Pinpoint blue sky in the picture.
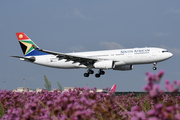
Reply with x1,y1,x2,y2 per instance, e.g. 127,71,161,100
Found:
0,0,180,91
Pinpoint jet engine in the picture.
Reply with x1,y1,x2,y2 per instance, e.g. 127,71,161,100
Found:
113,65,133,71
93,60,114,69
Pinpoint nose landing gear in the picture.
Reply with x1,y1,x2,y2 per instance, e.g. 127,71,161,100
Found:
153,62,157,70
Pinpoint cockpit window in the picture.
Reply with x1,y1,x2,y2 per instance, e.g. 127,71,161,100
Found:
162,50,168,53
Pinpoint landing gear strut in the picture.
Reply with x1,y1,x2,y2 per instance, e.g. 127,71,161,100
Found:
95,69,105,78
84,69,94,77
153,62,157,70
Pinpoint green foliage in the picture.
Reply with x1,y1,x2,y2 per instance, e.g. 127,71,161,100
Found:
143,99,150,111
0,102,5,119
57,81,63,91
44,75,51,91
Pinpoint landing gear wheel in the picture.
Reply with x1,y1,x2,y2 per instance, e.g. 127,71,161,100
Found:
99,71,105,75
84,73,89,77
153,62,157,70
99,69,105,75
88,70,94,74
95,74,100,78
153,67,157,70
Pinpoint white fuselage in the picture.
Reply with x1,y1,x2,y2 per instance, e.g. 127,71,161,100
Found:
26,47,173,70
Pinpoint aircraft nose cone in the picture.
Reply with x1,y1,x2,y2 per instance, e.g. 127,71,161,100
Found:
169,52,173,58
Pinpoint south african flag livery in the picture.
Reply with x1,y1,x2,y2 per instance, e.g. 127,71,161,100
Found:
16,32,49,56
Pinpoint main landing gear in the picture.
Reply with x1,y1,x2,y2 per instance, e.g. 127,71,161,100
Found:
95,69,105,78
153,62,157,70
84,69,105,78
84,69,94,77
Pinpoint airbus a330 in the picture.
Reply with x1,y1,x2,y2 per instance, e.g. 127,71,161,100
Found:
11,32,173,78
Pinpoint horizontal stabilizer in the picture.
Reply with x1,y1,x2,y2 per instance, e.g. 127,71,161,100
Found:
9,55,25,58
10,56,36,62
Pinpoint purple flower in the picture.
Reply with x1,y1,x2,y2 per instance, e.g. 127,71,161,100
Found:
149,90,158,98
157,70,165,79
60,115,67,120
148,117,159,120
166,106,173,112
165,84,175,92
1,70,180,120
143,85,150,91
165,79,170,85
147,109,156,116
136,111,146,119
47,101,53,108
174,114,180,119
176,80,180,86
155,103,163,110
131,106,141,112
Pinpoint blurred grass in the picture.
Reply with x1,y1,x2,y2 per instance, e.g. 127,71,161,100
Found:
0,102,5,119
143,99,150,111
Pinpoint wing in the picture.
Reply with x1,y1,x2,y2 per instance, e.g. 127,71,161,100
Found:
34,47,99,66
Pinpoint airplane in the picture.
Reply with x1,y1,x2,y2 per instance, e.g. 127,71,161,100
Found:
10,32,173,78
110,84,116,93
103,84,116,95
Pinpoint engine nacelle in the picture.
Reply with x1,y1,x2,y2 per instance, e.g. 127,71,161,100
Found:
113,65,133,71
93,60,114,69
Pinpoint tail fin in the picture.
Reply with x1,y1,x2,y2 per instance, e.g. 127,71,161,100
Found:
16,32,48,56
110,84,116,93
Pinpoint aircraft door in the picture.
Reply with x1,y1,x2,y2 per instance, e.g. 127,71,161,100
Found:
46,58,50,63
148,49,157,62
152,50,157,56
